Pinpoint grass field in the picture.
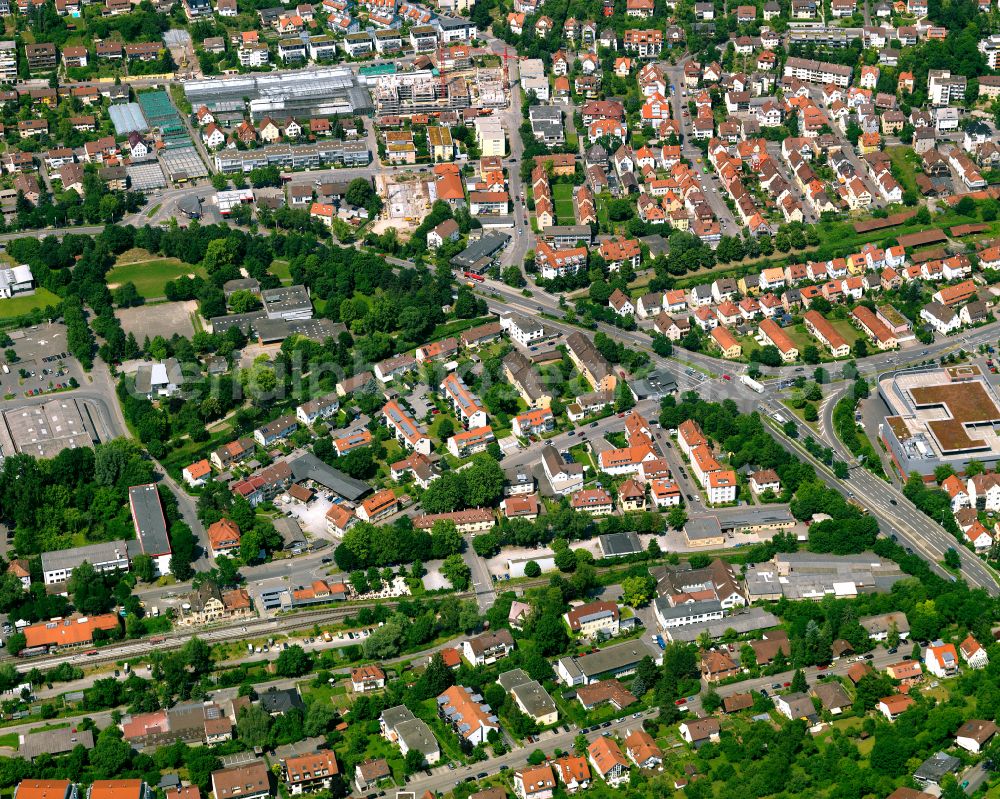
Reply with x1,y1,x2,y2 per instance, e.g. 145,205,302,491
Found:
271,259,292,283
828,318,865,352
0,287,61,320
886,145,921,197
107,258,205,299
553,183,576,225
784,324,819,354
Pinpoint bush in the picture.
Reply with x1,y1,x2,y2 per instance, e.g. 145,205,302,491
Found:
523,560,542,578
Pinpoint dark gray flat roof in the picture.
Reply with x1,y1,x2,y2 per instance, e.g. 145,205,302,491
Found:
128,484,171,557
599,532,643,557
20,726,94,760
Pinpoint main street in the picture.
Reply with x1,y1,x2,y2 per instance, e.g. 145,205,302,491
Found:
473,270,1000,593
751,386,1000,595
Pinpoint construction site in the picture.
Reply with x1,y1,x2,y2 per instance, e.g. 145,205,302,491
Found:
371,43,511,115
373,172,437,235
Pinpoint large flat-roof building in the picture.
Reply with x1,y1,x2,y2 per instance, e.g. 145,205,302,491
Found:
128,484,172,577
184,67,373,120
556,642,658,686
0,399,96,458
19,727,94,761
878,366,1000,477
41,540,135,586
745,552,905,601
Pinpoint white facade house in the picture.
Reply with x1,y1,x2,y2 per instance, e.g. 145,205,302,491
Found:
0,264,34,298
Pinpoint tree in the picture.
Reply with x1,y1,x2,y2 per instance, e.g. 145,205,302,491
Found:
417,653,455,699
275,645,312,677
169,521,198,580
755,345,782,368
236,704,272,748
132,554,155,584
502,266,525,287
652,335,673,357
363,619,403,659
436,418,455,441
5,632,25,655
887,620,901,649
802,345,820,364
464,455,506,507
667,505,687,530
441,554,471,590
573,734,589,754
790,668,807,693
345,178,381,214
944,547,961,569
701,687,722,713
523,560,542,578
615,381,635,412
405,748,426,773
89,727,132,779
68,563,113,616
955,196,976,217
621,574,655,607
554,547,576,572
186,747,221,791
632,656,660,697
228,289,262,314
304,701,336,737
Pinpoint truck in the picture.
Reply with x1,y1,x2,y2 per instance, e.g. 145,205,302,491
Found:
2,364,9,375
740,374,764,393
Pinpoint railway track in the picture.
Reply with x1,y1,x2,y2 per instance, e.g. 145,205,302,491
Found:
6,568,590,674
8,594,468,672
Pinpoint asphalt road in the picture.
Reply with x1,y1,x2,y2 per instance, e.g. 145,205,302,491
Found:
404,707,659,796
755,392,999,595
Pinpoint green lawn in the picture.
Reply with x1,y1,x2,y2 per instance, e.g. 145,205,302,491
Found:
827,318,866,354
784,324,819,355
0,287,61,320
553,183,576,225
270,259,292,284
886,145,921,197
106,259,205,299
596,193,611,229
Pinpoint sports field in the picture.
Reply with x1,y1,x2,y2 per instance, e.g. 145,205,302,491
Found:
107,258,205,299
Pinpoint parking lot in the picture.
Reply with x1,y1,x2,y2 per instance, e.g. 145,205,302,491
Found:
0,322,85,401
274,493,336,538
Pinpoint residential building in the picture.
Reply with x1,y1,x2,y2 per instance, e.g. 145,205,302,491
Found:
283,751,340,795
462,629,515,666
588,737,629,787
925,641,959,678
564,601,620,637
437,685,500,745
379,705,441,765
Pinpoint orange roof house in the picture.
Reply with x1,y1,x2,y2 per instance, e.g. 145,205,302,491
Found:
207,518,241,556
89,780,146,799
24,614,119,649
